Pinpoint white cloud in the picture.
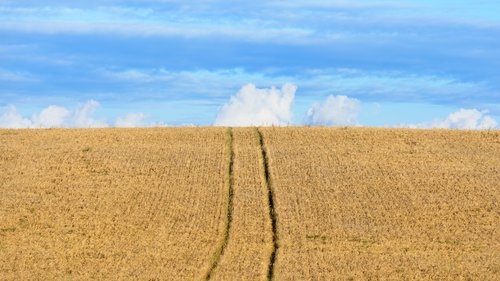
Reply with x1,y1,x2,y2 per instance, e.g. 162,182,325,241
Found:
32,105,70,128
431,108,497,129
0,100,151,128
115,113,148,127
0,105,33,128
305,95,361,126
401,108,498,130
73,100,109,128
214,83,296,126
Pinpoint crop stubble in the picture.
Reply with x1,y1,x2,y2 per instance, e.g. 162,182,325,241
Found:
1,127,498,280
211,128,273,280
261,127,499,280
0,128,229,280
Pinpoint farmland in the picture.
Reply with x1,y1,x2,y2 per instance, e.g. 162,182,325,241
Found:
0,128,229,280
1,127,499,280
261,127,499,280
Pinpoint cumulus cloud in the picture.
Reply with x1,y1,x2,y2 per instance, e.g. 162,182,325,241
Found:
214,83,296,126
403,108,498,130
431,109,497,129
0,100,150,128
0,105,33,128
115,113,148,127
73,100,109,128
32,105,70,128
305,95,361,126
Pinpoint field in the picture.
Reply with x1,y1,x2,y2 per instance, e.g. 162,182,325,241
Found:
0,128,229,280
261,128,499,280
1,127,499,280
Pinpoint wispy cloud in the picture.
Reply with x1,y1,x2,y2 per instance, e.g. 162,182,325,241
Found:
0,21,314,44
99,67,497,105
0,69,36,82
1,3,498,43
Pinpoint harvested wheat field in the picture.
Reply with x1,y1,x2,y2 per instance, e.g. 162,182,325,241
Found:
0,128,230,280
1,127,499,280
261,127,500,280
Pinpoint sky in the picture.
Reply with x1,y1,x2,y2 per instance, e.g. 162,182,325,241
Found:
0,0,499,128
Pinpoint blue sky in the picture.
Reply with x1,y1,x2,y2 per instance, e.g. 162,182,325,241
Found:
0,0,499,128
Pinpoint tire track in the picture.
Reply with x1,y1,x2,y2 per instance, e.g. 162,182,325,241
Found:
257,128,278,281
205,127,234,280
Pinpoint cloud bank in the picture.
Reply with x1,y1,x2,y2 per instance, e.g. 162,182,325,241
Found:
72,100,109,128
431,109,497,130
115,113,148,128
1,87,498,130
32,105,70,128
305,95,361,126
404,108,498,130
0,105,33,128
0,100,150,128
214,83,296,126
213,83,497,129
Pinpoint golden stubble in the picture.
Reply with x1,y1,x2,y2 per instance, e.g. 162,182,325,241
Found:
261,127,500,280
0,128,228,280
0,127,498,280
211,128,273,281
